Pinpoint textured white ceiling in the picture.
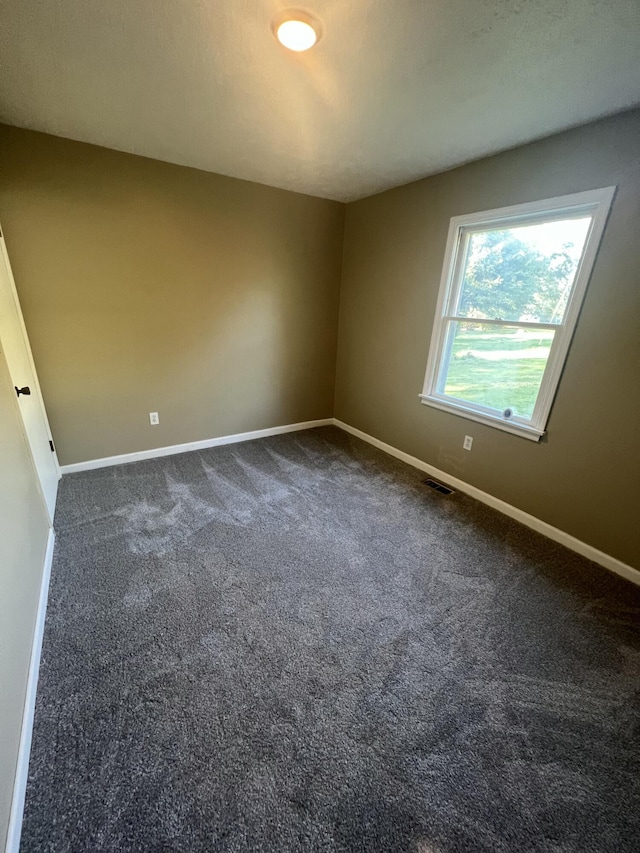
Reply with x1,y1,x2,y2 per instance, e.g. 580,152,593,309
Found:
1,1,639,201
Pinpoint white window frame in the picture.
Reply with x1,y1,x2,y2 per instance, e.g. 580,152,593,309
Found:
419,187,616,441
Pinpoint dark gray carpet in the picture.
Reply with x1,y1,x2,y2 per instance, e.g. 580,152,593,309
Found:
21,426,640,852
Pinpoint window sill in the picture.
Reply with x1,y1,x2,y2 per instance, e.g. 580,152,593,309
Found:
418,394,545,441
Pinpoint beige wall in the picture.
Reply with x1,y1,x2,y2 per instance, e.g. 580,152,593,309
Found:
0,346,50,848
0,126,344,465
335,109,640,568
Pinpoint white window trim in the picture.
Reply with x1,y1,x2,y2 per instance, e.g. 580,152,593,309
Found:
419,186,616,441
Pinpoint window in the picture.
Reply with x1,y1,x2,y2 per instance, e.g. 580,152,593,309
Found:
420,187,615,440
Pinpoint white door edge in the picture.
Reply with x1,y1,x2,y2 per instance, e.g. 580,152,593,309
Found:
0,227,60,523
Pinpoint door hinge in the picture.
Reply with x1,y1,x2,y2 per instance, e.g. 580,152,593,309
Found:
49,440,55,452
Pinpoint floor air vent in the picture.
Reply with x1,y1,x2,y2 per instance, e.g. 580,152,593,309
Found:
423,477,455,495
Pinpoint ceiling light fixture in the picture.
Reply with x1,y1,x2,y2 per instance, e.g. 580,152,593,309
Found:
275,12,319,52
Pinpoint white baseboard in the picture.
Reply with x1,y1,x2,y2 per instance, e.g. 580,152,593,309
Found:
333,419,640,587
5,528,55,853
60,419,334,474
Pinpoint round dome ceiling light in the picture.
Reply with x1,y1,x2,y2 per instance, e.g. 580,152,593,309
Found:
275,13,319,52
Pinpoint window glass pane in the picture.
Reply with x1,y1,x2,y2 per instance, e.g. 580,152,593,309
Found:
456,217,591,324
441,322,555,419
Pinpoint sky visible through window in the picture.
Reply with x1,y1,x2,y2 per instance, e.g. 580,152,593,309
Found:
515,217,591,260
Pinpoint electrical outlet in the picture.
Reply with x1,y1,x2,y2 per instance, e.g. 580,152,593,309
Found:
149,412,159,425
463,435,473,451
